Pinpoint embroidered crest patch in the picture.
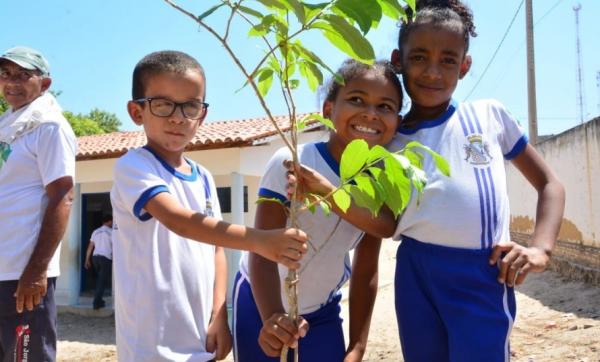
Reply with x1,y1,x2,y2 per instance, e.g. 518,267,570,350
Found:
463,134,492,165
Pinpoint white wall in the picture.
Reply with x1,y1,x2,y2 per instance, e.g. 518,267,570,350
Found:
507,118,600,248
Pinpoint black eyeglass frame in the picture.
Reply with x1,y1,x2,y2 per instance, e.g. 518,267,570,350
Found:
133,97,209,120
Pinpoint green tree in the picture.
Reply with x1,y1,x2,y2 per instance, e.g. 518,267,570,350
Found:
64,111,106,136
88,108,121,133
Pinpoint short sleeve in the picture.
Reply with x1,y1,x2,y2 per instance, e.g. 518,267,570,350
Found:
35,122,77,186
490,101,528,160
113,151,170,221
258,147,292,204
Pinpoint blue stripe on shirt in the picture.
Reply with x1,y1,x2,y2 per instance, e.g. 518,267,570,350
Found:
133,185,169,221
504,134,528,160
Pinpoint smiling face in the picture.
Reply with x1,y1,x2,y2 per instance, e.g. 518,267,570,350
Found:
127,69,206,164
396,24,471,120
325,71,401,160
0,60,51,110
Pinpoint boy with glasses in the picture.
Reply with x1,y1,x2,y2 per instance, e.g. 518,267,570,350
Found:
0,46,76,362
110,50,309,361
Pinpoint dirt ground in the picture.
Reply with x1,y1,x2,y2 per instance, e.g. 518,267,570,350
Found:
57,241,600,361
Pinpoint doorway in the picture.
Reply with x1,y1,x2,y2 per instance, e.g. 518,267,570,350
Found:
80,193,112,295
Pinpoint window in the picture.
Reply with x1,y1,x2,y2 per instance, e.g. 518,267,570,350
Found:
216,186,248,213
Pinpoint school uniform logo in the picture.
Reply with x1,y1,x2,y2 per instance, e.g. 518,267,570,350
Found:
464,134,492,165
0,141,11,172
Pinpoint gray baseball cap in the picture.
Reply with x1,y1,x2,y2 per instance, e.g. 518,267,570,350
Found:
0,46,50,76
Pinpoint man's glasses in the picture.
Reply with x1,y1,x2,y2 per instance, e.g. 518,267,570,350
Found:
133,97,209,120
0,69,40,83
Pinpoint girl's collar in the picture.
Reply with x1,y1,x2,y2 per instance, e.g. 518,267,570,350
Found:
315,142,340,177
397,100,457,135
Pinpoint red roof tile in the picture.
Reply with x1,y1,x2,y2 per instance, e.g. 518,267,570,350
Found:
77,113,322,161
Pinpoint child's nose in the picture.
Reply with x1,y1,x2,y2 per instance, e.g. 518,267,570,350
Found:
168,107,186,124
424,62,443,79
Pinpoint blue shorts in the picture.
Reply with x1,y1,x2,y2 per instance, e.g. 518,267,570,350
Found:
395,237,516,362
0,278,57,362
232,272,345,362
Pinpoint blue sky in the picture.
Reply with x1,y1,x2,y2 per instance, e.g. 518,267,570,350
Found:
2,0,599,136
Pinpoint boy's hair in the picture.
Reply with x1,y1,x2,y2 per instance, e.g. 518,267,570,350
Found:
322,59,403,106
101,213,113,224
398,0,477,53
132,50,206,99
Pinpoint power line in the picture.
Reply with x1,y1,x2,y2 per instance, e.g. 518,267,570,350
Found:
464,0,525,100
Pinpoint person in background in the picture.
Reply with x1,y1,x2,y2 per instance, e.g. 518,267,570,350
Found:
85,213,114,310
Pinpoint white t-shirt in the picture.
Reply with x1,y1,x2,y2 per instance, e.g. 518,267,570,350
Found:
90,225,113,260
111,147,220,362
239,142,364,315
389,99,527,249
0,120,77,281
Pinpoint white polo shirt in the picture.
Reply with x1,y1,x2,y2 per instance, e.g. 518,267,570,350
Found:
238,142,364,315
389,99,527,249
0,120,76,281
90,225,113,260
111,147,220,362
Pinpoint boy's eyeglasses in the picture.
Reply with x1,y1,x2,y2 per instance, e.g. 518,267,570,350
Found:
133,97,209,120
0,69,40,83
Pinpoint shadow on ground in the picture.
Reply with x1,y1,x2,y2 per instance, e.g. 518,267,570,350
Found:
58,312,115,345
515,271,600,320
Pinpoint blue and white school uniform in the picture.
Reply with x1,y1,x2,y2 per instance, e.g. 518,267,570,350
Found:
233,142,364,362
389,99,528,362
111,146,220,362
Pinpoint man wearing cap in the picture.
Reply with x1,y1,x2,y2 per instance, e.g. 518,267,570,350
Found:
0,46,76,361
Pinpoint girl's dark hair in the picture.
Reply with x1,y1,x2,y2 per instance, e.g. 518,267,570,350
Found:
322,59,403,105
398,0,477,52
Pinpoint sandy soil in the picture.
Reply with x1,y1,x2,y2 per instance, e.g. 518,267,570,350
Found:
57,241,600,361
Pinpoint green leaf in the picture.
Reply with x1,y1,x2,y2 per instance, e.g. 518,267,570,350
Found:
280,0,306,24
348,184,378,214
257,68,274,97
256,0,287,11
405,141,451,176
366,144,390,165
198,3,225,20
237,5,264,18
354,174,384,215
332,188,351,213
310,16,375,64
288,79,300,89
291,42,338,79
383,156,412,215
310,114,335,131
340,139,369,182
404,148,423,169
319,199,331,216
304,196,317,214
298,60,323,92
304,2,328,22
333,0,383,34
376,0,407,20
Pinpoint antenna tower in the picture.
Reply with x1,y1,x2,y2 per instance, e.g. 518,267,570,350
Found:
573,3,586,124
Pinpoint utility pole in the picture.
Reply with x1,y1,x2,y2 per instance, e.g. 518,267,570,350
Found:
526,0,538,145
573,4,585,124
597,71,600,116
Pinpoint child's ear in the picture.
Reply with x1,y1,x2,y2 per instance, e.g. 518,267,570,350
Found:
391,49,402,74
322,101,333,119
127,101,144,126
459,55,472,79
